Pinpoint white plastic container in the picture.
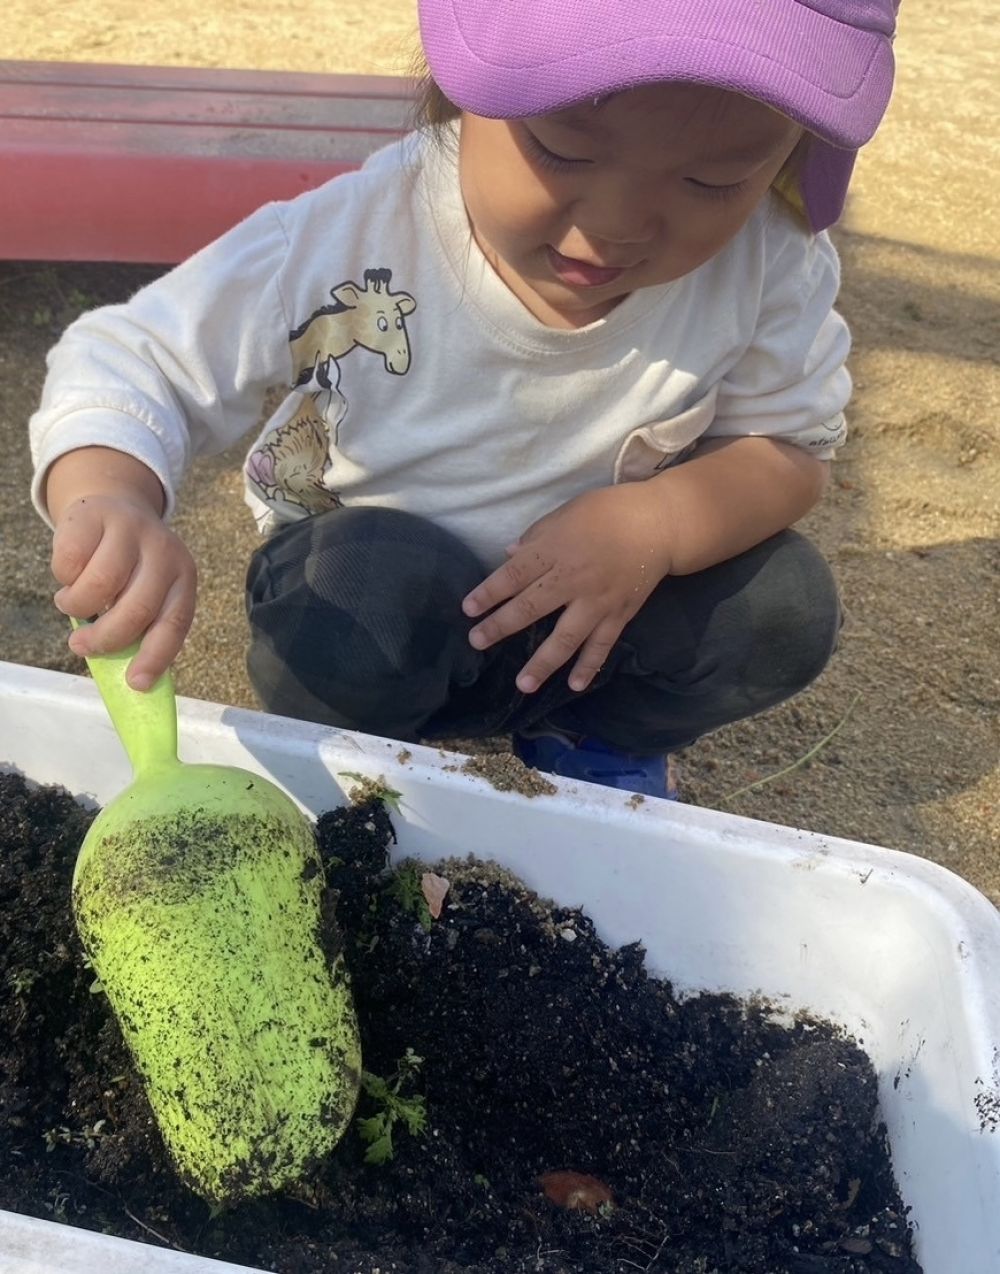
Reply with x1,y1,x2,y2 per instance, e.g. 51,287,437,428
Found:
2,660,999,1274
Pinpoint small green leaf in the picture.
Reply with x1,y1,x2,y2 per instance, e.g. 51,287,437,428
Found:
356,1114,387,1143
360,1072,392,1103
363,1132,394,1165
357,1051,426,1167
398,1098,427,1137
386,867,433,929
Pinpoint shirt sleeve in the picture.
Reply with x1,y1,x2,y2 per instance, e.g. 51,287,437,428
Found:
29,202,295,525
706,218,852,460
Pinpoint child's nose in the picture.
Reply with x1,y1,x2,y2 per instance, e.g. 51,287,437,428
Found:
581,205,659,248
579,223,657,255
597,225,657,247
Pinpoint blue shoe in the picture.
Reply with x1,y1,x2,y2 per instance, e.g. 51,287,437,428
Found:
513,730,679,800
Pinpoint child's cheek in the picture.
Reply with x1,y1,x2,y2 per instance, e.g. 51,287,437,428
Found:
679,192,770,267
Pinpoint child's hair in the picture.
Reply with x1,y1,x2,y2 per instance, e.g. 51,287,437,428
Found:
412,62,461,130
409,57,809,227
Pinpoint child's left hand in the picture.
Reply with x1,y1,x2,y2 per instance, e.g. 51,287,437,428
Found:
462,485,672,694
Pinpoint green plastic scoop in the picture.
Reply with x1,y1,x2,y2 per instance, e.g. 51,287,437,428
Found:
71,631,361,1205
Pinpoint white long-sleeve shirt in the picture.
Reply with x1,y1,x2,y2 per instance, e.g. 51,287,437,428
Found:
30,129,851,570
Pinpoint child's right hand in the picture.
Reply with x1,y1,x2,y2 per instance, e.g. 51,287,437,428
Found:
49,484,197,692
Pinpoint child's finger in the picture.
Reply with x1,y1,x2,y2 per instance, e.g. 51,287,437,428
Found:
566,622,621,693
126,577,196,690
58,533,140,630
51,514,105,592
513,603,597,693
468,573,558,650
462,547,548,619
70,559,174,659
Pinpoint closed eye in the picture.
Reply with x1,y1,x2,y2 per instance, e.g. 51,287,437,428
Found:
521,128,591,173
685,177,751,201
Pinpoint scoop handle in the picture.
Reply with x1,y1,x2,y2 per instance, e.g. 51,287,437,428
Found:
71,620,178,777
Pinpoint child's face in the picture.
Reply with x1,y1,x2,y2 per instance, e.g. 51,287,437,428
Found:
459,83,802,328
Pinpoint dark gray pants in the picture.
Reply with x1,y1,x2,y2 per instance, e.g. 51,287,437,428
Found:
246,506,840,752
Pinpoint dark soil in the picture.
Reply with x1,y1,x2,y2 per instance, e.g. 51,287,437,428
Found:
0,770,921,1274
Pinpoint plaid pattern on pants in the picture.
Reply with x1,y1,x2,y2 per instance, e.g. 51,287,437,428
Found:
246,506,840,752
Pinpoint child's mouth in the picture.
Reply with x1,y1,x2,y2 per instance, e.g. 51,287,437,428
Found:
546,246,627,288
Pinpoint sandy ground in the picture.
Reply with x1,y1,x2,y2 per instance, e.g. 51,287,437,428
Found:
1,2,997,897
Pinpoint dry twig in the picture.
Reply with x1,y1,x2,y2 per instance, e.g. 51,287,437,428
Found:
720,692,862,805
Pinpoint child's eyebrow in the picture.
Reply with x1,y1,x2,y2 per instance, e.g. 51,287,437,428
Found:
698,140,790,165
547,106,610,137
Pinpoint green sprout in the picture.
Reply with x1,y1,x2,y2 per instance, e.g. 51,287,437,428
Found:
43,1120,108,1153
7,968,40,998
385,863,433,931
357,1048,427,1165
80,952,105,995
338,772,403,813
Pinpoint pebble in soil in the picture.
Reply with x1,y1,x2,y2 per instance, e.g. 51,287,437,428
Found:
0,770,921,1273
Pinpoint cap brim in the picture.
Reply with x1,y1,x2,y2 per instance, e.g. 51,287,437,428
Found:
420,0,894,148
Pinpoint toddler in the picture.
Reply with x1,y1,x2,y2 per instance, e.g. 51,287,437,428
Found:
30,0,900,799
